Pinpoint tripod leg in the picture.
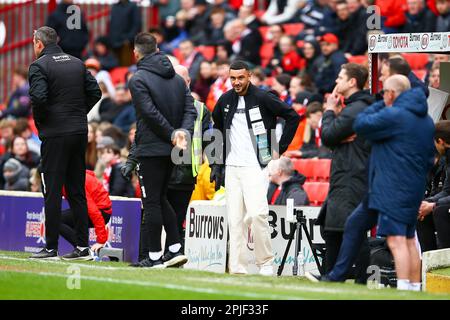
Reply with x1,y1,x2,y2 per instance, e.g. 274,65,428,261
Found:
293,221,302,276
302,223,324,275
277,223,295,276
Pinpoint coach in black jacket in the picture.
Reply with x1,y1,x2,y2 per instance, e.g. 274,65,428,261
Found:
28,27,101,260
317,63,374,280
211,60,299,276
126,32,197,268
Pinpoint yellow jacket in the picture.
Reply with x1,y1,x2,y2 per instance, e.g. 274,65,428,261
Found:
190,160,216,202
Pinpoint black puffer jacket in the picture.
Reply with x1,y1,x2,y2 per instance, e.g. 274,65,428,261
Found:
128,52,197,158
318,90,375,232
28,44,101,139
267,171,309,206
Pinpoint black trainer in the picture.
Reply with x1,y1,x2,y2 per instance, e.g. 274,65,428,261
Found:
130,258,166,268
29,248,59,260
162,250,188,268
61,248,92,261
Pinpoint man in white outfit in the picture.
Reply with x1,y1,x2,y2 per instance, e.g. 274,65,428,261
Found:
210,60,300,275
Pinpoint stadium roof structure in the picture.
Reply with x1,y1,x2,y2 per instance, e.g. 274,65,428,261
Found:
368,32,450,94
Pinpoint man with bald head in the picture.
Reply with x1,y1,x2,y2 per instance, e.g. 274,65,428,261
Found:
307,75,435,291
353,75,435,290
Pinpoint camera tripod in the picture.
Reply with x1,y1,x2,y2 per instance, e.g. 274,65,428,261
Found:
277,208,324,276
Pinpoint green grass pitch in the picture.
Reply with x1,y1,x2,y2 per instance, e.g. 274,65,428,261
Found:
1,250,449,300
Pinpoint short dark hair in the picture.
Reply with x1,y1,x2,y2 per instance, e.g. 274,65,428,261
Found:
435,120,450,144
306,102,323,118
275,73,291,89
230,60,250,71
251,67,266,81
388,57,411,76
13,118,30,135
34,26,57,46
134,32,157,56
148,27,164,36
14,66,28,79
341,63,369,90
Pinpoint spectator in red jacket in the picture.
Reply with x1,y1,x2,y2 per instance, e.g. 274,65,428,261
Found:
279,35,306,76
375,0,407,33
60,170,112,254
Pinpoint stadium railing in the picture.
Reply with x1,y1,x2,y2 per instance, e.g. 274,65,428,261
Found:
0,0,158,103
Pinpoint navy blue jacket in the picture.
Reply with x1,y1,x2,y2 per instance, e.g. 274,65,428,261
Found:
46,3,89,58
354,88,435,225
313,50,348,95
109,0,142,48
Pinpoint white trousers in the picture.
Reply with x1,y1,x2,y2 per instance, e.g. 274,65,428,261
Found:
225,165,274,274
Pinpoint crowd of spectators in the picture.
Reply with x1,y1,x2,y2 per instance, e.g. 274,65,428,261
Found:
1,1,450,236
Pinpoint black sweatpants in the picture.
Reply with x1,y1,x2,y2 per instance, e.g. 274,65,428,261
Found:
167,188,194,251
417,204,450,251
60,209,111,247
137,157,180,253
41,134,88,250
323,229,370,284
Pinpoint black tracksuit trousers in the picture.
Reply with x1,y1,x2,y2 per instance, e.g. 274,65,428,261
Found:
137,156,180,254
40,134,88,250
417,204,450,252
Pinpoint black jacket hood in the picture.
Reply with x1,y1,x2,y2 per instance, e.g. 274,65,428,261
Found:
137,52,175,79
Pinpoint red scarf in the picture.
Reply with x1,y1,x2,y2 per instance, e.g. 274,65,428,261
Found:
270,186,282,205
102,159,121,192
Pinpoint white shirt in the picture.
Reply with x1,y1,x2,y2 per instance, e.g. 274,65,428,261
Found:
226,96,260,167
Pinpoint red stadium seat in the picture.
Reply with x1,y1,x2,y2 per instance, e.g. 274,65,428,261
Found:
347,55,367,65
292,158,331,182
283,23,304,37
402,53,429,70
312,159,331,182
259,42,274,67
197,46,216,61
292,159,315,181
303,182,329,206
109,67,129,86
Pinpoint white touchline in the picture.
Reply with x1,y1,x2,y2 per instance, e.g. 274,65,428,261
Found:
0,268,303,300
0,256,132,271
0,256,410,298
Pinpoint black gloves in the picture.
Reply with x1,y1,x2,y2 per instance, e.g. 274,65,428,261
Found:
121,161,136,181
210,164,225,191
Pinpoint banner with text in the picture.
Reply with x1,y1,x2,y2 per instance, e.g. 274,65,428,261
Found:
368,32,450,53
0,192,141,262
184,202,322,275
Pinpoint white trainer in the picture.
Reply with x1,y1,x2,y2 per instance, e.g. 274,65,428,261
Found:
259,265,274,276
